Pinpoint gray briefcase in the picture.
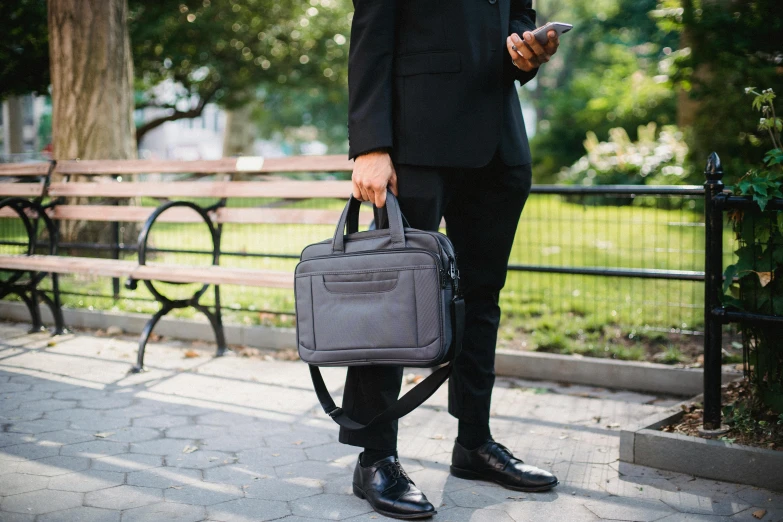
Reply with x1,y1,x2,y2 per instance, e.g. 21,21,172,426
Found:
295,193,464,430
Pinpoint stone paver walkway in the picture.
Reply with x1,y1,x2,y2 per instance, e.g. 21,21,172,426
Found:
1,321,782,522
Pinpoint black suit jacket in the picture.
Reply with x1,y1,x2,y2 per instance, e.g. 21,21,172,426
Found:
347,0,538,168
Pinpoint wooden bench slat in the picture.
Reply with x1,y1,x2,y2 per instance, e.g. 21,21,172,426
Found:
54,155,353,175
0,205,373,225
47,180,353,198
0,183,45,197
0,254,293,289
0,163,51,177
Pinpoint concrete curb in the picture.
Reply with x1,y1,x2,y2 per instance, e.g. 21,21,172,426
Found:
495,349,738,396
620,404,783,491
1,301,738,396
0,301,296,351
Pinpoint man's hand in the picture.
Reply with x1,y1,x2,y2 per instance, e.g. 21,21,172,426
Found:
352,150,398,208
506,30,560,72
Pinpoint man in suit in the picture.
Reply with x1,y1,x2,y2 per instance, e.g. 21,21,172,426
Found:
343,1,560,518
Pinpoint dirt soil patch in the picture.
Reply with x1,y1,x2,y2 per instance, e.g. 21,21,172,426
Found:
661,380,783,451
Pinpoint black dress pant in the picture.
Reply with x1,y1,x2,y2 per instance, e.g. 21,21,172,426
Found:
338,148,533,449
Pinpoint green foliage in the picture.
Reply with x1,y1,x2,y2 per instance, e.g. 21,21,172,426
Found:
653,0,783,183
129,0,350,143
0,0,50,99
527,0,679,181
560,122,690,186
722,88,783,413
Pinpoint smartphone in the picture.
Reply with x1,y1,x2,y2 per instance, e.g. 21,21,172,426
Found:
531,22,572,45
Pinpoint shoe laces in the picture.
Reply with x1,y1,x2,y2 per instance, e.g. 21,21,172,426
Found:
384,459,413,483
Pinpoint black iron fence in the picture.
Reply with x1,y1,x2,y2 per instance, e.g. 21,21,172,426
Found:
1,176,735,338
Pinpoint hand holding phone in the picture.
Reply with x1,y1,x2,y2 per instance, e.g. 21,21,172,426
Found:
530,22,572,45
507,22,569,73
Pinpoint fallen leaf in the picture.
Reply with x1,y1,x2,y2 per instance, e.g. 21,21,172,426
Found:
756,272,773,287
292,440,304,445
182,445,198,454
47,340,57,347
94,432,114,438
752,509,767,519
184,350,199,358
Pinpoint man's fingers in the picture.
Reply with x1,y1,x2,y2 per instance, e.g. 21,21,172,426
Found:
545,30,560,54
509,34,538,70
388,170,399,197
523,31,550,63
375,187,387,208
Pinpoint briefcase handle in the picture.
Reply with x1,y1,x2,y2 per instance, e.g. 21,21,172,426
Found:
332,192,406,253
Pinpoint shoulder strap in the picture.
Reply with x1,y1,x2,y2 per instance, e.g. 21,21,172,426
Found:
308,363,452,431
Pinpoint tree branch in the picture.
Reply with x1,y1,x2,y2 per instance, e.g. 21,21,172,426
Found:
135,86,220,144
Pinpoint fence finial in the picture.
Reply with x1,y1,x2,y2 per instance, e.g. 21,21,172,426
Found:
704,152,723,181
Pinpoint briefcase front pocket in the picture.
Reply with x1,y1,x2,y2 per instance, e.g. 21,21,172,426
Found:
295,262,445,364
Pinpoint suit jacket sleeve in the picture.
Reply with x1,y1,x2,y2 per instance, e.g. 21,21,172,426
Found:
347,0,397,160
509,0,539,86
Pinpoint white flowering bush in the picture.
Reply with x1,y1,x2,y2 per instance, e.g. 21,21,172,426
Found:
560,123,691,187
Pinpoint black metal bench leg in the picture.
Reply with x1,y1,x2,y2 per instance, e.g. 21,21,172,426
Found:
38,290,66,336
131,305,172,373
20,290,45,333
48,274,67,335
194,299,228,357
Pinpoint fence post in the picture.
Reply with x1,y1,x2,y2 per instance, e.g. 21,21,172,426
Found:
702,152,726,432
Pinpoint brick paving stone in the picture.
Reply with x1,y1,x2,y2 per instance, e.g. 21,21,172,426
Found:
237,447,308,468
200,433,264,452
96,427,161,443
243,476,323,501
48,470,125,492
121,501,206,522
130,438,199,456
206,498,291,522
127,467,202,488
584,496,677,521
0,489,83,515
16,455,90,477
166,424,227,440
20,399,77,412
0,432,31,448
503,495,601,522
25,428,95,446
657,514,733,521
164,482,244,505
3,326,783,522
291,494,373,520
305,442,362,462
167,449,236,469
275,460,352,481
85,485,163,510
1,442,60,460
38,506,120,522
132,414,191,429
60,440,129,459
202,464,275,485
90,453,163,472
6,418,70,434
0,473,49,496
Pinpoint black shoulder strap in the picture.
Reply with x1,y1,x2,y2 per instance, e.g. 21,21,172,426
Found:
309,297,464,431
309,363,452,431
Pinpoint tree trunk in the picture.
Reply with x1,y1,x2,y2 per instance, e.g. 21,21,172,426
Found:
222,105,256,158
48,0,137,244
2,96,26,156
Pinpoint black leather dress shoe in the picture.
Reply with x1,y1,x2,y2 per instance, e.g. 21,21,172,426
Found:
451,439,559,492
353,454,436,519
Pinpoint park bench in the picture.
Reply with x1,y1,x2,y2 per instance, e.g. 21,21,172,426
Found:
0,155,361,372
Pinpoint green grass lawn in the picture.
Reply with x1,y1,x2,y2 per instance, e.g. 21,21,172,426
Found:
0,194,739,362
